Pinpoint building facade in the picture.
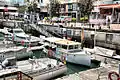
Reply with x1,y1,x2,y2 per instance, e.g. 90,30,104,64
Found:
39,0,50,19
89,0,120,25
58,0,81,21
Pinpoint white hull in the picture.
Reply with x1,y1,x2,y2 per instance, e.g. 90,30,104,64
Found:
0,58,67,80
55,53,91,66
44,48,91,66
33,66,67,80
15,41,39,46
0,47,33,60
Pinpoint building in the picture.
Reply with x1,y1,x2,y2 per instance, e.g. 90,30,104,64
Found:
39,0,50,19
58,0,81,21
3,0,25,6
89,0,120,25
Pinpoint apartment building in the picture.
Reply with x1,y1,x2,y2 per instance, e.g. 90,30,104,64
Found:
58,0,81,20
89,0,120,24
39,0,50,19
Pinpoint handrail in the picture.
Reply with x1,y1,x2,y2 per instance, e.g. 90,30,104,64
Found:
29,24,53,37
26,65,66,76
20,71,33,80
0,71,33,80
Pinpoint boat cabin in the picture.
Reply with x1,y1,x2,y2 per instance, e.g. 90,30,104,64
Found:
44,37,81,50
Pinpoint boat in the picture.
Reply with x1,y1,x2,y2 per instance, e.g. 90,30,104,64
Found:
0,27,40,46
0,45,33,60
43,37,91,66
0,57,67,80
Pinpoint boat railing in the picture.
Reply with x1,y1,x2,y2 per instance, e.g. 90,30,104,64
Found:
25,64,66,77
0,71,33,80
29,24,53,37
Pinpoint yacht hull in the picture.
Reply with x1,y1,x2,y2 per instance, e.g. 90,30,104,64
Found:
55,53,91,66
44,48,91,66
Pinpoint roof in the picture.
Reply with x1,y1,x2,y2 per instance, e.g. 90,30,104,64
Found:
99,4,120,9
44,37,81,45
0,7,18,10
44,37,62,43
55,39,81,45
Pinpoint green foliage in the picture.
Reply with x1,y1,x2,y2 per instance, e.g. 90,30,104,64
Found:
50,0,60,17
71,18,76,22
18,6,27,13
15,18,24,21
80,16,88,21
44,17,48,20
44,17,51,21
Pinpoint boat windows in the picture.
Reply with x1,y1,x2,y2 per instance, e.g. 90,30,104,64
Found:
57,44,61,48
69,45,74,49
14,30,24,34
68,49,82,53
8,29,13,33
75,45,78,49
45,46,49,49
62,45,67,49
106,33,113,43
67,30,71,35
16,36,27,39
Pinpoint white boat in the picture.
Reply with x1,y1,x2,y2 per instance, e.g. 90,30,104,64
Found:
0,28,40,46
43,37,91,66
0,57,67,80
0,45,33,60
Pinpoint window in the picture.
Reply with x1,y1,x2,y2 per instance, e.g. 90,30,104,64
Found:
62,45,67,49
67,30,71,35
57,44,61,48
75,45,78,49
106,34,113,43
69,45,74,49
14,30,23,34
68,4,72,9
73,4,77,11
41,0,43,3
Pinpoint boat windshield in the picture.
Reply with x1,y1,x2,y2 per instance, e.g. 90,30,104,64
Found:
68,49,82,53
14,30,24,34
68,45,79,50
17,36,27,39
69,45,74,49
62,45,67,49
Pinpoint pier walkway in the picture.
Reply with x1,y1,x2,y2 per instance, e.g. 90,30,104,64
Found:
29,24,53,37
28,24,62,38
56,47,120,80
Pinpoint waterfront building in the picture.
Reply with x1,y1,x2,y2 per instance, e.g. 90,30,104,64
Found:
39,0,50,19
89,0,120,25
58,0,82,21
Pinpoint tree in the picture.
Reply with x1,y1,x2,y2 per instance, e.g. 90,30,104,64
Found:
78,0,94,21
27,3,39,13
18,6,27,13
50,0,60,17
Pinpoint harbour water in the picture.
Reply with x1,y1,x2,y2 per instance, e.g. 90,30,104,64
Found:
0,29,100,80
31,49,100,78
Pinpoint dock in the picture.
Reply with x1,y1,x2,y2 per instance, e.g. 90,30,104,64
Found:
55,47,120,80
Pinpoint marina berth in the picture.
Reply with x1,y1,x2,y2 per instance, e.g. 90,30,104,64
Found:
43,37,91,66
0,28,41,46
0,57,67,80
0,46,33,59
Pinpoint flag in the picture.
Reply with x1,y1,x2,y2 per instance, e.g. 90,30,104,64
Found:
61,55,66,64
81,28,84,42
